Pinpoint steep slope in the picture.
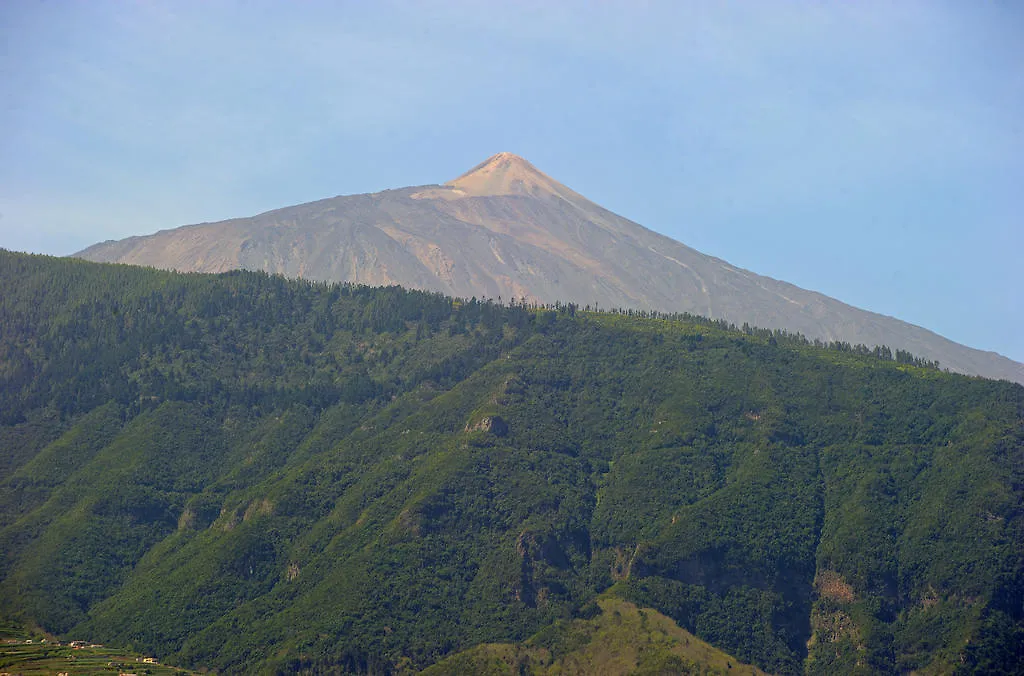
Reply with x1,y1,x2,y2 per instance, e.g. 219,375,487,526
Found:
2,251,1022,675
74,153,1024,384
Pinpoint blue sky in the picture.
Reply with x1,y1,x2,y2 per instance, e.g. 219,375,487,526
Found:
2,1,1021,361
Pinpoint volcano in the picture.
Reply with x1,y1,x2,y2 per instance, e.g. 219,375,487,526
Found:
76,153,1024,383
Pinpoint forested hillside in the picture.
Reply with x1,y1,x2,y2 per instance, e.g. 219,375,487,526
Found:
1,250,1021,674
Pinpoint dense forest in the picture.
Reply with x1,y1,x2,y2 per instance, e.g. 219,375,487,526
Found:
0,249,1021,674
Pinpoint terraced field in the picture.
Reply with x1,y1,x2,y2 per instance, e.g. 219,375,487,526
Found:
0,641,192,675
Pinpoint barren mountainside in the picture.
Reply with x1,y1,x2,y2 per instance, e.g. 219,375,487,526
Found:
76,152,1023,383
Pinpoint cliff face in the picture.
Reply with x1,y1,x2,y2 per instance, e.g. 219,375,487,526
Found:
76,153,1024,383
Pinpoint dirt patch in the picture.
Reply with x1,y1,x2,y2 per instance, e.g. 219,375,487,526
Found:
816,570,855,603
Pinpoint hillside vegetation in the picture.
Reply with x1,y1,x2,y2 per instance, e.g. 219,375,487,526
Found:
422,595,765,675
0,620,195,674
0,250,1021,674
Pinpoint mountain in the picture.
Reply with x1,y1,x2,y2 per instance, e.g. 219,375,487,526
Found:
2,250,1022,674
74,153,1024,385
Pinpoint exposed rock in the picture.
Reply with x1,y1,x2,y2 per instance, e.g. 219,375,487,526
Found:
815,569,855,604
177,507,195,531
243,498,274,521
464,415,508,437
397,507,422,536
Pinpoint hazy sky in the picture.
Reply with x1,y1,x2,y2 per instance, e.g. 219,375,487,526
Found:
2,1,1021,361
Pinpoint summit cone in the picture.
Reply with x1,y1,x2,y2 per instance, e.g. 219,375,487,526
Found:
445,152,582,201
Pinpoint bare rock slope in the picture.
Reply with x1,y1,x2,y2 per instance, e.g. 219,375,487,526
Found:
76,153,1023,383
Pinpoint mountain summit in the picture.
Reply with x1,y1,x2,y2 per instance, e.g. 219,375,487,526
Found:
445,152,581,200
75,154,1024,383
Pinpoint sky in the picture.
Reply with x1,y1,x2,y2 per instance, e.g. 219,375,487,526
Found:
1,1,1021,362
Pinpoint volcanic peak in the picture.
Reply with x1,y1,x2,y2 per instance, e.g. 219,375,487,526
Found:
446,152,579,201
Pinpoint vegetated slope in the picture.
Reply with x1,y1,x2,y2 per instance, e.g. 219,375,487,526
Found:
0,621,196,676
0,250,1022,675
74,153,1024,385
422,596,766,676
